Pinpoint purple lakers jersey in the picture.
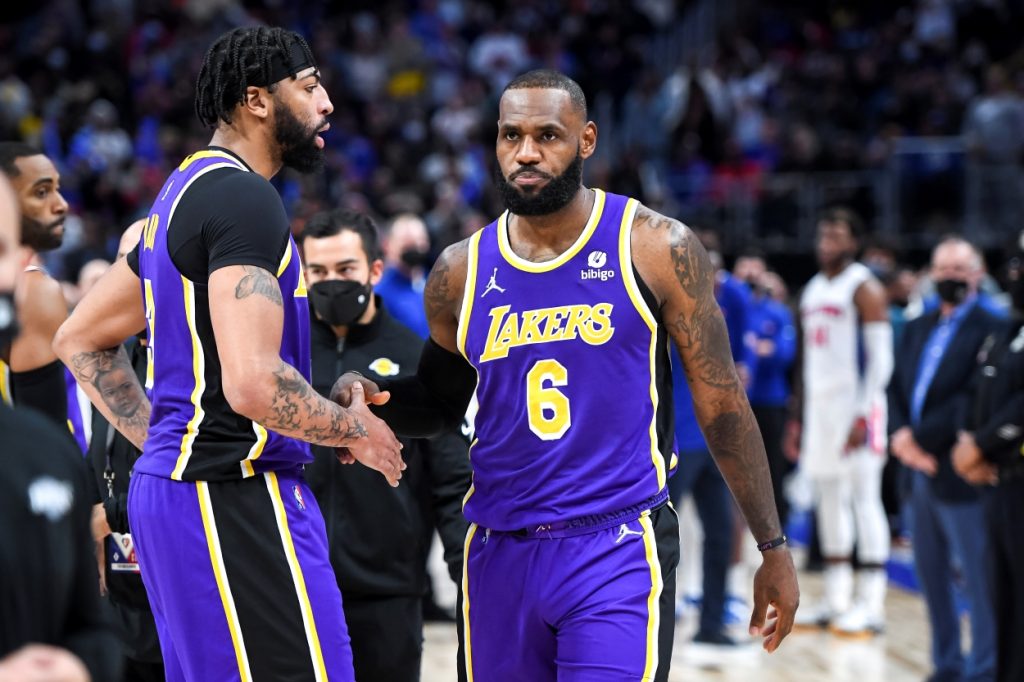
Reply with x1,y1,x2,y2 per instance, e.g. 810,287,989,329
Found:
459,190,674,530
134,150,312,481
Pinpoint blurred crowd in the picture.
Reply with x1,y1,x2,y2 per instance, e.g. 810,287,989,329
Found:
2,0,1024,296
4,2,1024,679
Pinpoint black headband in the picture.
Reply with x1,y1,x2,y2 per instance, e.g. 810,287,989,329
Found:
250,40,316,87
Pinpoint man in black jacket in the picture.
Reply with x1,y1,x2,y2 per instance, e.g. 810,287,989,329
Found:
0,166,120,682
888,236,1003,682
953,237,1024,682
300,208,471,682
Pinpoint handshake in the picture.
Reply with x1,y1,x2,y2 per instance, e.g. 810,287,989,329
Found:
329,371,405,486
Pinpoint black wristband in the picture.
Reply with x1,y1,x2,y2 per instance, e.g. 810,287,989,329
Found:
757,535,787,552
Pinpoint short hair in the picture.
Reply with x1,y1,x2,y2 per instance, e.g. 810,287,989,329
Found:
735,247,766,262
195,26,316,128
301,209,382,263
819,206,865,240
502,69,588,118
0,142,42,178
934,234,983,269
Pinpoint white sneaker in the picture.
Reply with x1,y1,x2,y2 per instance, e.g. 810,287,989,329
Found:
830,605,884,638
793,602,833,631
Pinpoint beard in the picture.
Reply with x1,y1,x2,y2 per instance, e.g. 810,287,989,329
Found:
22,214,63,252
273,99,325,174
495,151,583,216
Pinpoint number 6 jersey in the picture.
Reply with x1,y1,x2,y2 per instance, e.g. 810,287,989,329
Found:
459,190,675,531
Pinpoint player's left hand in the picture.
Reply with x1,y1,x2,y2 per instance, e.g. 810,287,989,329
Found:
750,547,799,653
330,372,392,466
329,371,390,408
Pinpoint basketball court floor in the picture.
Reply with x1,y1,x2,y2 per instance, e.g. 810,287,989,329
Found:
419,570,937,681
418,497,943,682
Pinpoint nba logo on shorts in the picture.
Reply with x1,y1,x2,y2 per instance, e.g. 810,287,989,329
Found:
292,485,306,511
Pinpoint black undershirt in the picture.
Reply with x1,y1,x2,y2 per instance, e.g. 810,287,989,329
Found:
126,154,288,281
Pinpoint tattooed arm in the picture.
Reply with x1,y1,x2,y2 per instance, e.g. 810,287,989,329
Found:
423,239,470,351
54,258,151,449
208,264,405,485
330,239,476,438
632,205,799,652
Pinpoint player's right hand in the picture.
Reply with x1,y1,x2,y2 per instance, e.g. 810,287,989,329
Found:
330,371,390,408
342,381,406,487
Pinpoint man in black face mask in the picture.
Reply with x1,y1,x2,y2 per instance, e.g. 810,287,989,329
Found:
953,234,1024,682
300,208,472,682
888,236,1003,682
0,142,69,425
376,213,433,339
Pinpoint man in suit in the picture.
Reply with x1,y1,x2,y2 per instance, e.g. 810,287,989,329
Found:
888,236,1004,682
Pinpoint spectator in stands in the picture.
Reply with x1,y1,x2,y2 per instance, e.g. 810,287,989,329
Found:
375,212,432,339
888,236,1002,682
954,235,1024,682
735,251,797,529
669,230,754,653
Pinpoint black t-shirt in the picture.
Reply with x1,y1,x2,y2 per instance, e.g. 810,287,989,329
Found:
126,153,288,281
125,148,295,481
0,405,121,680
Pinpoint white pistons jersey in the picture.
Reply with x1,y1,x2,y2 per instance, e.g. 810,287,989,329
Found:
800,262,872,396
799,262,885,476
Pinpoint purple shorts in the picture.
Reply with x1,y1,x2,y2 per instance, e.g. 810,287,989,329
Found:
460,503,679,681
128,470,354,682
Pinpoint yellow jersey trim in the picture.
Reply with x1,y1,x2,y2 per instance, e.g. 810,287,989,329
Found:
0,360,11,406
276,240,293,277
171,277,206,480
457,231,483,360
617,199,666,490
496,188,606,273
197,481,253,682
639,513,662,680
143,279,156,390
460,437,479,510
266,473,329,681
240,423,268,478
461,523,479,682
178,150,246,172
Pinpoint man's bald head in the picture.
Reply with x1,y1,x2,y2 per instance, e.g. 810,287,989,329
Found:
118,218,147,261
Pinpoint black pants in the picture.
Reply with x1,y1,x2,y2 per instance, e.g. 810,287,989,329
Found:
123,658,165,682
343,594,423,682
752,404,790,529
109,597,163,682
987,474,1024,682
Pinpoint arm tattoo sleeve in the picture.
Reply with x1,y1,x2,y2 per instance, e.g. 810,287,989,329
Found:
70,346,151,449
235,266,283,307
258,360,368,446
423,252,453,322
639,208,782,542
